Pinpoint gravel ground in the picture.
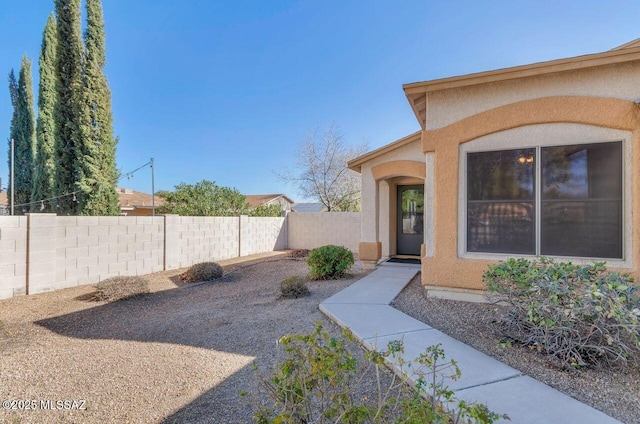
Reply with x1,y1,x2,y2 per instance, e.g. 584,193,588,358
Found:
0,259,384,424
391,275,640,424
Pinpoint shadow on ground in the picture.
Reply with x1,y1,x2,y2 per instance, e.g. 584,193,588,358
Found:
34,261,348,423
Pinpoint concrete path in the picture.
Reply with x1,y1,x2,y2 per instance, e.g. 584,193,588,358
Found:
319,262,622,424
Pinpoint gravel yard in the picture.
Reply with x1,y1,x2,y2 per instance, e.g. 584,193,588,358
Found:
392,275,640,424
3,259,638,424
0,259,374,424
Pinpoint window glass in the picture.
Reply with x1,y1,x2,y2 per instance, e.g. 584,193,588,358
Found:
541,142,622,258
467,149,535,254
401,189,424,235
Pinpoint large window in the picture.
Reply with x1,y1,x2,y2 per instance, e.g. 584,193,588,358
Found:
466,142,622,259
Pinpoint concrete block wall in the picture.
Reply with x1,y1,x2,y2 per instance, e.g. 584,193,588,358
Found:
241,216,287,256
54,216,164,290
0,216,27,298
0,212,362,300
287,212,361,252
174,216,240,268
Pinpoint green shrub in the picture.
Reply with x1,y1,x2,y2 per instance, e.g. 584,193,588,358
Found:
484,257,640,369
279,276,309,299
93,276,150,301
250,323,504,423
182,261,224,283
306,245,354,280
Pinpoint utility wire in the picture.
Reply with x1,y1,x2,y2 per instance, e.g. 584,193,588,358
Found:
3,160,154,209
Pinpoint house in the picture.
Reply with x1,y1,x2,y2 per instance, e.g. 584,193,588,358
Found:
291,202,327,213
349,38,640,295
117,187,164,216
0,191,6,215
245,194,294,213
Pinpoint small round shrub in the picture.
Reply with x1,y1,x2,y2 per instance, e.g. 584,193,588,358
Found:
93,276,150,301
306,245,354,280
182,261,224,283
280,276,310,299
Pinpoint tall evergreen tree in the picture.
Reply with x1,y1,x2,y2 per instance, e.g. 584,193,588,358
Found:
53,0,84,215
78,0,119,215
6,70,18,209
32,14,58,212
7,56,36,213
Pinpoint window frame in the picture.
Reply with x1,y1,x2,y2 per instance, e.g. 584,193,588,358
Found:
459,133,628,264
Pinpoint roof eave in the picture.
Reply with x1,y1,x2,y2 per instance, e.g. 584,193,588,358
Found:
348,131,422,172
403,46,640,128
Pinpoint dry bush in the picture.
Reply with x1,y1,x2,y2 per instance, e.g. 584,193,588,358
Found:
287,249,310,258
180,261,224,283
93,276,150,301
280,276,310,299
484,258,640,369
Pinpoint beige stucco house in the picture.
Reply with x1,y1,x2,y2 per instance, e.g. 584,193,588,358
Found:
349,39,640,295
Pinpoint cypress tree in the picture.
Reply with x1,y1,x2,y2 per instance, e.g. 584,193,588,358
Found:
7,56,36,214
6,70,18,209
53,0,83,215
78,0,119,215
32,14,58,212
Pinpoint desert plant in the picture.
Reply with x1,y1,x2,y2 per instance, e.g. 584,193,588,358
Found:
484,257,640,369
287,249,310,259
93,276,150,301
280,276,310,299
181,261,224,283
250,323,503,423
306,245,354,280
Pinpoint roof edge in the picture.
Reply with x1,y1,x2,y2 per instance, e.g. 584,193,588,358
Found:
403,45,640,95
348,131,422,173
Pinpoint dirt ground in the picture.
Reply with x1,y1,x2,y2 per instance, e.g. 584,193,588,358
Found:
0,258,372,424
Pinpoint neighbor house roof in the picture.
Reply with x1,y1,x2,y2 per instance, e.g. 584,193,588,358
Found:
404,39,640,128
245,194,294,208
117,187,164,212
347,131,421,172
0,188,163,214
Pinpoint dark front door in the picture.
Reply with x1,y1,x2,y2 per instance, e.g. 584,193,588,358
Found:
397,185,424,256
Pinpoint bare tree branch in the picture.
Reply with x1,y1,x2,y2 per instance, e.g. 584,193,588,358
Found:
276,125,368,212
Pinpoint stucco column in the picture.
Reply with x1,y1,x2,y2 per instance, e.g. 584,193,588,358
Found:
359,166,381,266
424,152,435,257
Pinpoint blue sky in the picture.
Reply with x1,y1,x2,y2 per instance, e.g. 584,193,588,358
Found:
1,1,639,201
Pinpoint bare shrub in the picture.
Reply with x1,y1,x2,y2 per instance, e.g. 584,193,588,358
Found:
180,261,224,283
279,276,309,299
93,276,150,301
287,249,310,258
484,257,640,369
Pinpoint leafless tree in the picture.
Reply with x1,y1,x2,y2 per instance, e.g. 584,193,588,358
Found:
279,125,368,212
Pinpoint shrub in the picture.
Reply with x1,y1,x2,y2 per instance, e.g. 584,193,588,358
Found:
279,276,309,299
306,245,354,280
286,249,310,259
484,257,640,369
250,323,503,423
181,261,224,283
93,276,150,301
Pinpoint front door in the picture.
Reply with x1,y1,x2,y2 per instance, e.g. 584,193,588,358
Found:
397,185,424,256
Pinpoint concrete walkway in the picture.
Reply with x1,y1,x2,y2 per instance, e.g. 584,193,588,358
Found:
319,262,622,424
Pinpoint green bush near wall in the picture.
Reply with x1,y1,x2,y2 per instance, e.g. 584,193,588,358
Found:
307,245,354,280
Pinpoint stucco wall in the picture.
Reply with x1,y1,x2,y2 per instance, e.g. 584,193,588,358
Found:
427,61,640,130
287,212,360,252
419,64,640,291
358,137,425,258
